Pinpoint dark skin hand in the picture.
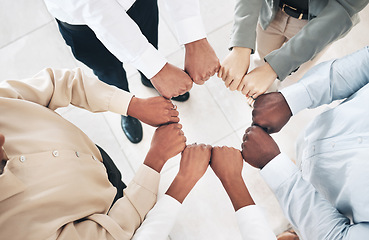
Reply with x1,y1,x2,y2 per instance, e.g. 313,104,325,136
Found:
210,146,255,211
252,92,292,134
241,126,281,169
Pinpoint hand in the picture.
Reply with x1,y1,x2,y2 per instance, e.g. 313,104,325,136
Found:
166,143,211,203
127,96,179,127
210,146,243,183
210,146,255,211
252,92,292,134
0,134,6,175
239,62,277,98
185,38,220,85
151,63,193,99
144,123,186,172
218,47,251,91
241,126,280,169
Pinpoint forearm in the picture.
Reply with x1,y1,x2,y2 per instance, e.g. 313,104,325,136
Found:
0,68,134,114
260,153,369,239
229,0,262,51
280,46,369,115
221,176,254,211
163,0,206,45
166,174,198,203
266,0,367,80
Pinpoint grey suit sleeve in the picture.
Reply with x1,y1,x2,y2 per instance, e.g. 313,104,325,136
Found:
229,0,263,52
265,0,368,80
280,46,369,115
260,153,369,240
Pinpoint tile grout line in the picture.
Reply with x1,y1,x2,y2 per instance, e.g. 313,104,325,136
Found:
0,19,54,49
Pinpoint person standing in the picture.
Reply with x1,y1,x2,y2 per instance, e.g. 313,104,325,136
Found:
43,0,220,143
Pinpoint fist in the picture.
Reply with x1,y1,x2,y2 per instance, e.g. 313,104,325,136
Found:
252,92,292,134
151,63,193,99
128,96,179,127
185,38,220,85
241,126,280,169
150,123,186,161
178,143,212,182
210,146,243,183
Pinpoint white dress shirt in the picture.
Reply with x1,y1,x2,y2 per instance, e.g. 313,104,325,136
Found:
43,0,206,79
260,46,369,239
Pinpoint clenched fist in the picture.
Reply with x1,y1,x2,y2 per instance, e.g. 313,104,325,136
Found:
241,126,280,169
127,96,179,127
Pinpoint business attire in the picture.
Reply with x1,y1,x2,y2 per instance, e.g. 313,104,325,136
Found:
43,0,206,142
230,0,368,81
253,47,369,239
0,68,175,240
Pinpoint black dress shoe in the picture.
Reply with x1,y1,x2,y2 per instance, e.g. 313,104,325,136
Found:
121,116,143,144
171,92,190,102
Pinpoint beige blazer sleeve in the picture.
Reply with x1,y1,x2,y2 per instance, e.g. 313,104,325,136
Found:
0,68,134,115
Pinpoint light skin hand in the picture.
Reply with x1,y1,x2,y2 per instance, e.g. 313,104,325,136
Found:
127,96,180,127
218,47,252,91
240,62,277,98
210,146,254,211
0,134,6,175
241,126,281,169
252,92,292,134
151,63,193,99
166,143,212,203
185,38,220,85
144,123,186,173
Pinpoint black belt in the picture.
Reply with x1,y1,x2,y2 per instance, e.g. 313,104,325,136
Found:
279,2,308,20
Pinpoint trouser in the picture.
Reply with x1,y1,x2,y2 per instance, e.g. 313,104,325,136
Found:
56,0,159,92
254,9,327,89
97,145,127,205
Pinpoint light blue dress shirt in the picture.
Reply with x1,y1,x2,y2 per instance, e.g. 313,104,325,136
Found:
260,46,369,239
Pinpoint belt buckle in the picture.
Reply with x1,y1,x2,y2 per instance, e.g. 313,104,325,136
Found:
282,3,304,20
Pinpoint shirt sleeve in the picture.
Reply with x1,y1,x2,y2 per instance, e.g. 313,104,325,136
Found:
260,153,369,240
163,0,207,45
280,46,369,115
0,68,134,116
265,0,368,80
131,194,182,240
229,0,262,52
236,205,277,240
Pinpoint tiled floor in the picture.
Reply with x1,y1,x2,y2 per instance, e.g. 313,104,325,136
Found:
1,1,369,239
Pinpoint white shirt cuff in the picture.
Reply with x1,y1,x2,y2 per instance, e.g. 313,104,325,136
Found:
174,16,207,45
236,205,277,240
260,153,298,192
280,82,312,116
131,44,167,79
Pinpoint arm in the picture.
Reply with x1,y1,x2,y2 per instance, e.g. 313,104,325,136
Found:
260,153,369,240
59,123,187,239
252,46,369,133
132,144,211,240
265,0,368,80
242,126,369,240
0,68,179,126
210,146,276,240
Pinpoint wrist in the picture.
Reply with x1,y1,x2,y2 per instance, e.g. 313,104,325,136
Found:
143,150,166,173
185,38,207,51
232,47,252,55
127,96,141,119
221,176,255,211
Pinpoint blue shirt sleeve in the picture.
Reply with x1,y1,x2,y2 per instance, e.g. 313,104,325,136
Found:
260,153,369,240
280,46,369,115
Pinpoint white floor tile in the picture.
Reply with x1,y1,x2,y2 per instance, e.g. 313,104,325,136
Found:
0,0,52,48
0,21,77,81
